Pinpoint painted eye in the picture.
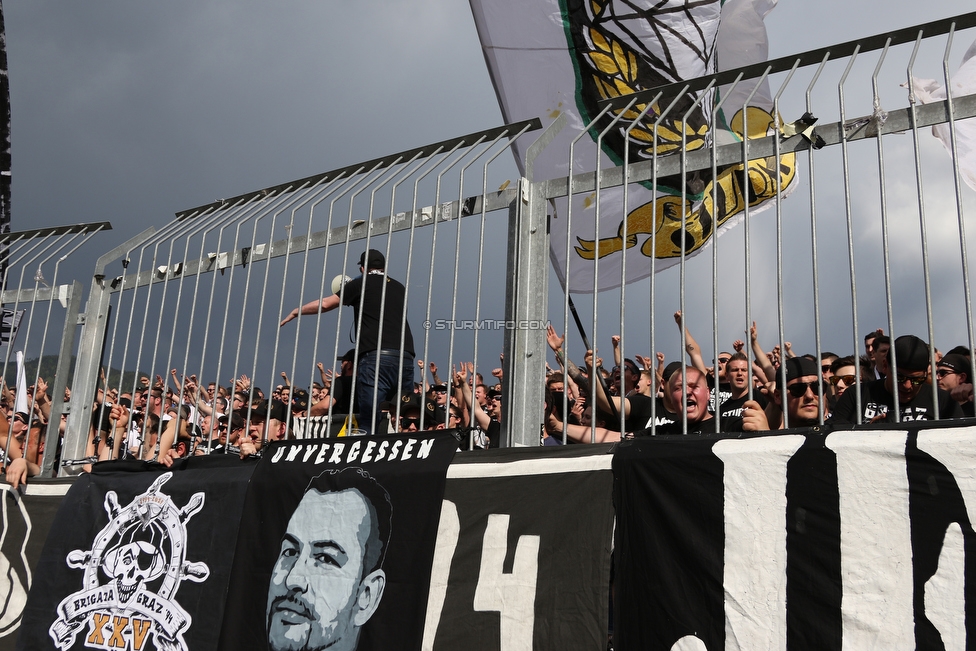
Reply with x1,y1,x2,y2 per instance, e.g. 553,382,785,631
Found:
314,553,340,568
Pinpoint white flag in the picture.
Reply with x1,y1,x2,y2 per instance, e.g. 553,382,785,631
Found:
14,350,27,416
909,36,976,193
470,0,795,292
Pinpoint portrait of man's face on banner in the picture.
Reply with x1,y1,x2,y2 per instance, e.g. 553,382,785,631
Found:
218,434,457,651
266,468,392,651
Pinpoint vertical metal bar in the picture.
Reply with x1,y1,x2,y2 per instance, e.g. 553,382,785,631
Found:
622,98,660,437
647,92,691,433
906,32,941,416
609,97,640,436
871,39,899,421
741,71,773,404
838,46,864,424
771,64,799,427
806,54,831,425
678,83,715,435
43,281,83,476
709,75,744,433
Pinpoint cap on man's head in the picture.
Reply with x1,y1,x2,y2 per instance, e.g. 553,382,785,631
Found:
425,400,446,425
946,345,972,358
291,389,309,411
938,353,969,375
777,357,820,387
398,391,423,413
250,399,289,421
359,249,385,270
890,335,930,372
340,348,356,364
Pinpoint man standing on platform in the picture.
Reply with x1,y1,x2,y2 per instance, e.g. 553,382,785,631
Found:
280,250,415,434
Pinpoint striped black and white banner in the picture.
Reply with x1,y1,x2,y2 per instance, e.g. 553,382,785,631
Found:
0,481,74,651
613,421,976,650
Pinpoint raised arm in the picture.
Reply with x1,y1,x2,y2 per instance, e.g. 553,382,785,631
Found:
611,335,622,368
750,321,777,381
452,364,471,426
674,311,707,375
584,349,628,418
31,377,52,423
546,412,620,444
428,362,443,387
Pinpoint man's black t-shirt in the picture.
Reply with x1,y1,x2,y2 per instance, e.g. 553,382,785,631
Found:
719,392,768,419
330,375,357,415
645,415,718,436
342,272,415,355
708,379,732,413
828,379,963,424
624,394,676,432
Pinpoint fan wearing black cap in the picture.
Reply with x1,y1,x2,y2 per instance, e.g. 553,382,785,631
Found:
741,357,824,431
829,335,963,424
936,353,974,417
280,249,415,434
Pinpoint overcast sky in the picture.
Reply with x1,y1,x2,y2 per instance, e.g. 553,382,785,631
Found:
4,0,976,375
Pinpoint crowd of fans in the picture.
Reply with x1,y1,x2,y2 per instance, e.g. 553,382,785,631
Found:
541,312,974,444
1,307,973,488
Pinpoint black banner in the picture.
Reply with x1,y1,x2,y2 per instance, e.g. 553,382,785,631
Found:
218,433,458,651
0,481,72,651
19,457,253,651
613,421,976,650
423,445,615,650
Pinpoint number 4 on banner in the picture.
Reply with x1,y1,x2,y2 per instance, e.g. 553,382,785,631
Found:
472,514,540,651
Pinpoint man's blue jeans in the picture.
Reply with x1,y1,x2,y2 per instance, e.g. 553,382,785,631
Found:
356,350,414,434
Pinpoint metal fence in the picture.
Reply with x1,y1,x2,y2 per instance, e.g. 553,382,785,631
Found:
0,223,110,476
45,12,976,469
58,120,541,469
530,10,976,438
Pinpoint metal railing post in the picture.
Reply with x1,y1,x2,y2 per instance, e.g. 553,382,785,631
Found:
502,177,549,447
42,280,82,476
61,228,155,473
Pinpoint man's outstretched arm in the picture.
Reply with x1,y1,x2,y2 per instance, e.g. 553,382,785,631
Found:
280,294,341,326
